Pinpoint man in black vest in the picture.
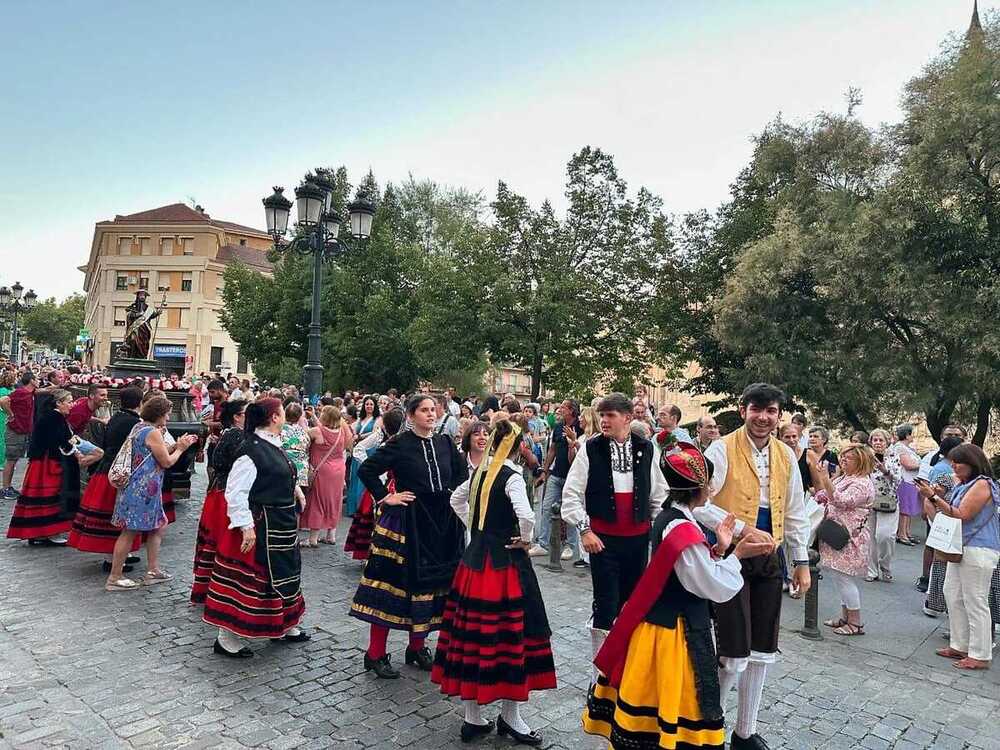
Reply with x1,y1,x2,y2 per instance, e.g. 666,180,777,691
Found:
562,392,669,682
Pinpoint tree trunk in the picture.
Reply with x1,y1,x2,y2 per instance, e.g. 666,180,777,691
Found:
530,351,543,401
924,394,959,445
840,403,865,432
972,397,993,447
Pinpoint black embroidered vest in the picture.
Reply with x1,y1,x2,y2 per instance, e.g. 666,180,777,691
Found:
583,434,653,524
645,505,711,631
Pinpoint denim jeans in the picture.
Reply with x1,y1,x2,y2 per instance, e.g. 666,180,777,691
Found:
533,475,580,557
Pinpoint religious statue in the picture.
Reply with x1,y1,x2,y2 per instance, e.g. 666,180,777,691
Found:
117,290,163,360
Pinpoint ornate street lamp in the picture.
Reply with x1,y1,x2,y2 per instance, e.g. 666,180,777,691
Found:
262,178,376,401
0,281,37,363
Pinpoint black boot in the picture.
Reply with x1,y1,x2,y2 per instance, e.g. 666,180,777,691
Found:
405,646,433,671
364,652,400,679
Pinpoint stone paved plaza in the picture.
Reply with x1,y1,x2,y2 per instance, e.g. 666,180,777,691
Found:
2,463,1000,750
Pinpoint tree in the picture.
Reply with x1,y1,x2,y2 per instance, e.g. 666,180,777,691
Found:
21,294,85,355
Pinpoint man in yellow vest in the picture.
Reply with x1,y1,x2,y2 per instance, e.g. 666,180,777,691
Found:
698,383,811,750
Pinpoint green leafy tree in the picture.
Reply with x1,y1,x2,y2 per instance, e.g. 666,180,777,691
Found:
21,294,86,355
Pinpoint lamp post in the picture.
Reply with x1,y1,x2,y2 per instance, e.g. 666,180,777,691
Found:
262,180,375,401
0,282,38,364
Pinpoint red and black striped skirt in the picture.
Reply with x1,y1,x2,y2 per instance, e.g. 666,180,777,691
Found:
343,489,375,559
431,555,556,704
68,472,142,554
191,488,228,604
6,458,72,540
202,521,305,639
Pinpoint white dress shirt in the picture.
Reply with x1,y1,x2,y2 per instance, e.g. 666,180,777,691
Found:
561,436,668,529
225,428,283,530
700,432,810,562
664,502,744,604
451,458,534,541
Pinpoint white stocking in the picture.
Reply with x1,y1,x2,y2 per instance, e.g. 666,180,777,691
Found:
217,628,246,654
501,700,531,734
734,659,769,739
463,700,486,726
717,656,746,718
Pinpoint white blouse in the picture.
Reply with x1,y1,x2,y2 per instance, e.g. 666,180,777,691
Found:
224,428,282,530
666,502,744,604
451,459,534,542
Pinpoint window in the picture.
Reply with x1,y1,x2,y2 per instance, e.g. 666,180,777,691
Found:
138,271,149,290
115,274,127,291
237,350,247,374
239,238,247,246
180,272,192,292
118,237,133,255
210,346,224,371
160,237,173,255
114,307,126,326
139,237,153,255
179,308,190,328
181,238,194,255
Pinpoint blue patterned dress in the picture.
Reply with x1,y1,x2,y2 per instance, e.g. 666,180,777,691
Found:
111,425,166,532
345,417,376,516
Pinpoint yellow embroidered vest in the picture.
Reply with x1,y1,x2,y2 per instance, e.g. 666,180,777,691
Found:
713,426,792,544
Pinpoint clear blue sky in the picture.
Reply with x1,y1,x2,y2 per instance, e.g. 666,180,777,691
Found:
0,0,989,299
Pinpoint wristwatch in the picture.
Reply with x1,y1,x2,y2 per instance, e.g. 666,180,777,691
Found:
792,560,809,567
576,521,591,534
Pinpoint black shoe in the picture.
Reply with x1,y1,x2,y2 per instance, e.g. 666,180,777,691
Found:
213,640,253,658
915,577,929,593
271,630,312,643
126,554,141,564
496,716,542,746
100,561,134,574
364,652,400,679
28,537,68,547
405,646,433,671
730,732,771,750
572,559,589,569
460,720,495,743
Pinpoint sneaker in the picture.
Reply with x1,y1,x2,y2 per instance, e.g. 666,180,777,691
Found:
0,487,18,501
528,545,548,558
915,577,929,593
572,559,589,569
561,547,573,561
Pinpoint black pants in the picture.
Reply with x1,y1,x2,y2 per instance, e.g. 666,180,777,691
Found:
589,533,649,630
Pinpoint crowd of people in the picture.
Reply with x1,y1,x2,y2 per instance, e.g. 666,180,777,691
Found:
2,356,999,748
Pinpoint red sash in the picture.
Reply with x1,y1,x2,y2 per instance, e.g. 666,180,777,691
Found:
594,520,706,688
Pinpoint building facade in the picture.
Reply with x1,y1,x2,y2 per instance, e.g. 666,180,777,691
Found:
80,203,272,376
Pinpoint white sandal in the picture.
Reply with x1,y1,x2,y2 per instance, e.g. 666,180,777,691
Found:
105,577,141,592
142,570,173,585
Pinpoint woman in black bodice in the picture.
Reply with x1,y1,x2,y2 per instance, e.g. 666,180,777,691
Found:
350,394,468,679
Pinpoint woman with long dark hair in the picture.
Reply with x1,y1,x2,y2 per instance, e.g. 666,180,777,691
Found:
350,394,468,678
346,396,381,516
191,399,246,604
203,397,309,657
432,415,556,745
344,408,405,560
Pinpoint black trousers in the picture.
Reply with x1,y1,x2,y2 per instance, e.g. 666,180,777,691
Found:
589,532,649,630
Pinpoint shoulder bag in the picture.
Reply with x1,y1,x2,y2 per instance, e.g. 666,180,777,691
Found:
108,424,154,489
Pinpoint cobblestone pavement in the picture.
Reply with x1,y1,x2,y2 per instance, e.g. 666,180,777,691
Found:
2,463,1000,749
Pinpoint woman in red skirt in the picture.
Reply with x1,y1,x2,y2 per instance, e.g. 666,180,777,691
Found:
7,389,88,545
203,398,309,657
190,399,246,604
432,414,555,746
344,408,404,560
68,386,144,566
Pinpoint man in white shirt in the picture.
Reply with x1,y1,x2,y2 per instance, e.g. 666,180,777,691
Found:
562,392,668,683
434,394,460,442
697,383,810,750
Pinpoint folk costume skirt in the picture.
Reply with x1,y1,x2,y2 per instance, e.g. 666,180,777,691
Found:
202,502,304,638
432,550,556,704
68,472,141,554
191,488,228,604
350,493,464,634
7,457,72,540
584,620,725,750
344,488,376,560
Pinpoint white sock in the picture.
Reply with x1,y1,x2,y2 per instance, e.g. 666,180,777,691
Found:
217,628,246,654
718,667,742,717
734,660,768,739
590,627,608,683
501,700,531,734
285,626,301,637
463,700,487,726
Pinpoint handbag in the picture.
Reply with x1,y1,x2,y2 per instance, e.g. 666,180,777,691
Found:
108,424,153,489
816,516,850,550
872,493,899,513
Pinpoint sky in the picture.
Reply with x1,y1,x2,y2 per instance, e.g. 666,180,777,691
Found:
0,0,990,300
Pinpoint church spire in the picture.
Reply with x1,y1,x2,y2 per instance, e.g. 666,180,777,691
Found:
967,0,984,40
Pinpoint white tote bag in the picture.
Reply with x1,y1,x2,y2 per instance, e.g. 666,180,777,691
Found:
926,513,963,560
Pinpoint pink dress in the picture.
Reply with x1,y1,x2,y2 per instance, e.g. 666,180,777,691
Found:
817,474,876,576
301,425,350,531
